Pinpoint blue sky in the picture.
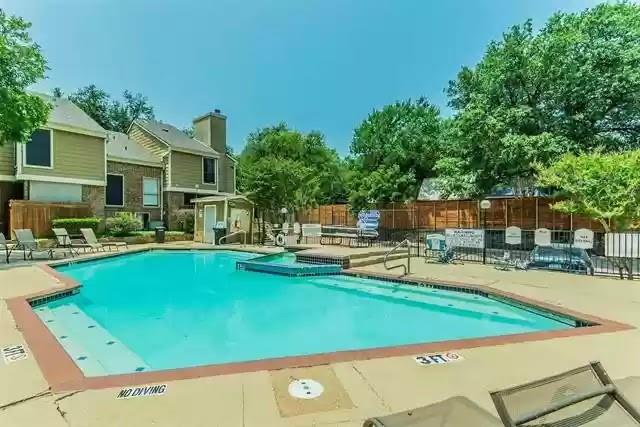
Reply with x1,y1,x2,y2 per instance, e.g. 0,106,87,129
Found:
2,0,607,154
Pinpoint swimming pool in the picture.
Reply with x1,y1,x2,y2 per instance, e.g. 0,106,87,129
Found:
36,250,575,376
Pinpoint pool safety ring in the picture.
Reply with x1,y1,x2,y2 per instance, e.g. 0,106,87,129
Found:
288,378,324,399
275,233,286,246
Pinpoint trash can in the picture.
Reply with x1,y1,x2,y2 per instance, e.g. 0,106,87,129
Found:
213,226,227,244
155,226,166,244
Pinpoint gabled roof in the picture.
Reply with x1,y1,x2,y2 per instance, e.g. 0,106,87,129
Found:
134,119,219,157
35,93,106,137
106,132,163,167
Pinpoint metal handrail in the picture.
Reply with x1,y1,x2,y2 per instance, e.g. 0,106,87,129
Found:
218,230,247,246
383,238,410,276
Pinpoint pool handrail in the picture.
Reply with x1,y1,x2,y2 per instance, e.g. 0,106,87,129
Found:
384,238,410,276
218,230,247,246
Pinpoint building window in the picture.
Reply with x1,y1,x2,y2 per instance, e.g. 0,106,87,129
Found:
183,193,197,208
106,174,124,206
203,158,216,184
24,129,53,168
143,177,159,207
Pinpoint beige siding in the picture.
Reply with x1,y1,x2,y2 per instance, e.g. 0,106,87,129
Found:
170,151,217,191
21,129,105,182
0,142,15,177
128,124,169,158
221,159,235,193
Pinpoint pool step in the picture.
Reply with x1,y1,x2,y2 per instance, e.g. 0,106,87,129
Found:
306,276,537,325
349,253,411,268
348,248,409,260
36,303,149,376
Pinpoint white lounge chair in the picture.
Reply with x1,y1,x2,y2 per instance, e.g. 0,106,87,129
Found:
13,229,68,260
80,228,128,251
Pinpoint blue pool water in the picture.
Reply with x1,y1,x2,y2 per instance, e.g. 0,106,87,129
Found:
37,250,573,376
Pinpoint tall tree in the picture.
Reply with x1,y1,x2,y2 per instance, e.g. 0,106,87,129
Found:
0,10,50,145
538,150,640,233
68,85,155,133
68,85,111,130
437,2,640,197
238,123,345,218
108,90,154,133
347,98,442,212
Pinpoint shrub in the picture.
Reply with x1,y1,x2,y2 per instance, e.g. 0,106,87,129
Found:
51,217,101,234
106,213,143,236
175,209,195,233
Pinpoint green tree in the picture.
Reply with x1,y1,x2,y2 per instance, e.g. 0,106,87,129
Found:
238,123,345,220
68,85,111,129
0,10,50,145
348,98,441,212
538,150,640,279
108,90,154,133
437,2,640,197
68,85,154,133
538,150,640,233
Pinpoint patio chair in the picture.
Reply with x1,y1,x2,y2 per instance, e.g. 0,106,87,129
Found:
363,396,501,426
80,228,128,251
0,232,16,263
13,229,67,260
52,228,95,256
490,361,640,426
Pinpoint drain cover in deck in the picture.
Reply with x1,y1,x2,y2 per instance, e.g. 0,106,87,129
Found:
271,365,353,417
288,378,324,399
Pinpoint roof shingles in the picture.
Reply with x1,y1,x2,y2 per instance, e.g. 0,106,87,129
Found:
135,119,219,156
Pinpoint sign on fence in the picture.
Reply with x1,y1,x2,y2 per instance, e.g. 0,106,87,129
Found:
535,228,551,246
505,226,522,245
605,233,640,258
426,233,446,251
573,228,594,249
301,224,322,237
445,229,484,249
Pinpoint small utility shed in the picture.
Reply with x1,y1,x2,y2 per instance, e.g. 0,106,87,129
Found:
193,194,253,244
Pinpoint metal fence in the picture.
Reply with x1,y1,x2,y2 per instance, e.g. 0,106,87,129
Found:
297,225,640,279
422,229,640,279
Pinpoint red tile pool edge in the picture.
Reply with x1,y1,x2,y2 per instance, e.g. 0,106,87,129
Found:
5,260,633,392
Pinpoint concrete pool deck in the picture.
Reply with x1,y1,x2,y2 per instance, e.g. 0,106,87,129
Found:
1,244,639,426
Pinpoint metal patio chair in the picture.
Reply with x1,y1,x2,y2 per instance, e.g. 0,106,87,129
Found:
52,228,94,256
363,396,502,427
490,361,640,426
13,229,68,260
0,232,16,263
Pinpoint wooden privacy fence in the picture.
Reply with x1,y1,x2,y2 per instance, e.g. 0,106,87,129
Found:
298,198,605,231
9,200,92,238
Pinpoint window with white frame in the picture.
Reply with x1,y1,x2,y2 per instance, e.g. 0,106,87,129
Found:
143,177,159,207
106,174,124,206
202,157,216,184
24,129,53,168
